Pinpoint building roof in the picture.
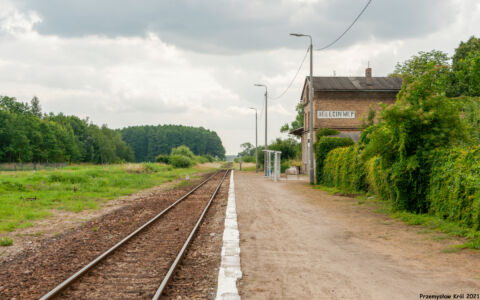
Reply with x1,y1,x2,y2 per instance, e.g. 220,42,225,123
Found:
300,76,402,100
290,127,304,136
312,76,402,91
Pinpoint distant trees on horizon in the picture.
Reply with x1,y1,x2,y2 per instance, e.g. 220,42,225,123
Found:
119,124,226,162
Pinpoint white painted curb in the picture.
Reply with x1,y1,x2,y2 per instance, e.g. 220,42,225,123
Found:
216,170,242,300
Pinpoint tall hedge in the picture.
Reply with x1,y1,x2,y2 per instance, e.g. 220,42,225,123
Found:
428,147,480,230
315,137,354,183
364,155,391,201
322,145,365,192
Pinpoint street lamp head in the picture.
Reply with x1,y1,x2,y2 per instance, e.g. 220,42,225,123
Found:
254,83,265,87
290,33,304,37
249,107,256,111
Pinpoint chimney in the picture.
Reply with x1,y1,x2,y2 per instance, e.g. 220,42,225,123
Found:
365,67,373,86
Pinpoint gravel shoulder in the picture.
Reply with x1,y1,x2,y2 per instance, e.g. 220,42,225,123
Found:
235,171,480,299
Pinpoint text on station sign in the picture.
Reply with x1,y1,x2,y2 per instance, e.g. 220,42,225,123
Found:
317,111,356,119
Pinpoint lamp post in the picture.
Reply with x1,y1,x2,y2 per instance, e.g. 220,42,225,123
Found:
249,107,258,173
290,33,314,184
254,83,268,176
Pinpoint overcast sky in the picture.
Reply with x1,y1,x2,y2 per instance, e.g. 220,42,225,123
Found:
1,0,479,154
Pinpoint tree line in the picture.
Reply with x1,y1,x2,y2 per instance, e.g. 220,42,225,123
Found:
0,96,134,163
119,124,225,162
0,96,226,163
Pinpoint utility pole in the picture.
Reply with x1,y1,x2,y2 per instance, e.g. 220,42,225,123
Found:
291,33,315,184
249,107,258,173
254,84,268,176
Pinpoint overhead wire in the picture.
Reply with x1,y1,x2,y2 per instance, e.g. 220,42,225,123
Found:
269,46,309,100
317,0,372,51
262,0,372,101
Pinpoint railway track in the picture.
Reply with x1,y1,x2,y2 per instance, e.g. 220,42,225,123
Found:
38,169,230,300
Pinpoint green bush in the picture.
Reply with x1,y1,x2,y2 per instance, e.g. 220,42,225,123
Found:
315,137,354,183
171,145,195,159
155,154,170,164
322,145,365,192
241,155,255,163
202,154,215,162
360,66,467,212
364,156,391,201
428,147,480,230
316,128,339,140
280,160,290,173
169,154,194,168
268,138,301,160
194,155,209,164
142,162,163,173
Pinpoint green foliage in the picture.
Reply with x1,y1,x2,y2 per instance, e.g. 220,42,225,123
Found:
171,145,195,159
120,124,225,162
238,142,255,157
322,145,364,192
319,37,480,236
451,51,480,97
280,160,290,173
452,36,480,71
456,96,480,142
360,105,377,129
142,162,165,173
240,155,255,163
315,137,354,183
428,147,480,230
361,66,468,212
169,154,194,168
391,50,449,81
280,103,304,135
155,154,170,164
0,96,134,164
0,237,13,246
315,128,339,140
364,156,391,201
193,155,207,164
268,138,301,161
202,154,215,162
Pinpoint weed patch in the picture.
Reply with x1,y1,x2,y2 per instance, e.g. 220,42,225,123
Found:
0,237,13,246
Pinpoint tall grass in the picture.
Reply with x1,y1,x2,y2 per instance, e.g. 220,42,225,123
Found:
0,163,214,232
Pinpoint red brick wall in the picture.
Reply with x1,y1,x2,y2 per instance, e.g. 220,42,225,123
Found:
300,90,398,173
303,91,397,131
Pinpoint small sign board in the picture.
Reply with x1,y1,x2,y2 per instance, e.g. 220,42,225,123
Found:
317,110,355,119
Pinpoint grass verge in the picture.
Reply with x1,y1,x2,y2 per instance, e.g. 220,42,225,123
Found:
0,163,217,233
0,237,13,246
314,184,480,251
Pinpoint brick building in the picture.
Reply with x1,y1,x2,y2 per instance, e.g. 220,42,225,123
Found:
291,68,402,173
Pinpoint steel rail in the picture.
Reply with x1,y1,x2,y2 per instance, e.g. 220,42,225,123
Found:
152,169,230,299
39,170,222,300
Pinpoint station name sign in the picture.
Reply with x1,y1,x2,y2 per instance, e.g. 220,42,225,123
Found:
317,110,355,119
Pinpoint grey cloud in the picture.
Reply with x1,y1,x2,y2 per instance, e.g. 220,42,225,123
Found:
17,0,455,53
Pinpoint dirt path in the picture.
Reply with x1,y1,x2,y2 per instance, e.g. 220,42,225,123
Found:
235,172,480,300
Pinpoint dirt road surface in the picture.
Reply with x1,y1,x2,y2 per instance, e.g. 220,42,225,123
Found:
235,172,480,300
